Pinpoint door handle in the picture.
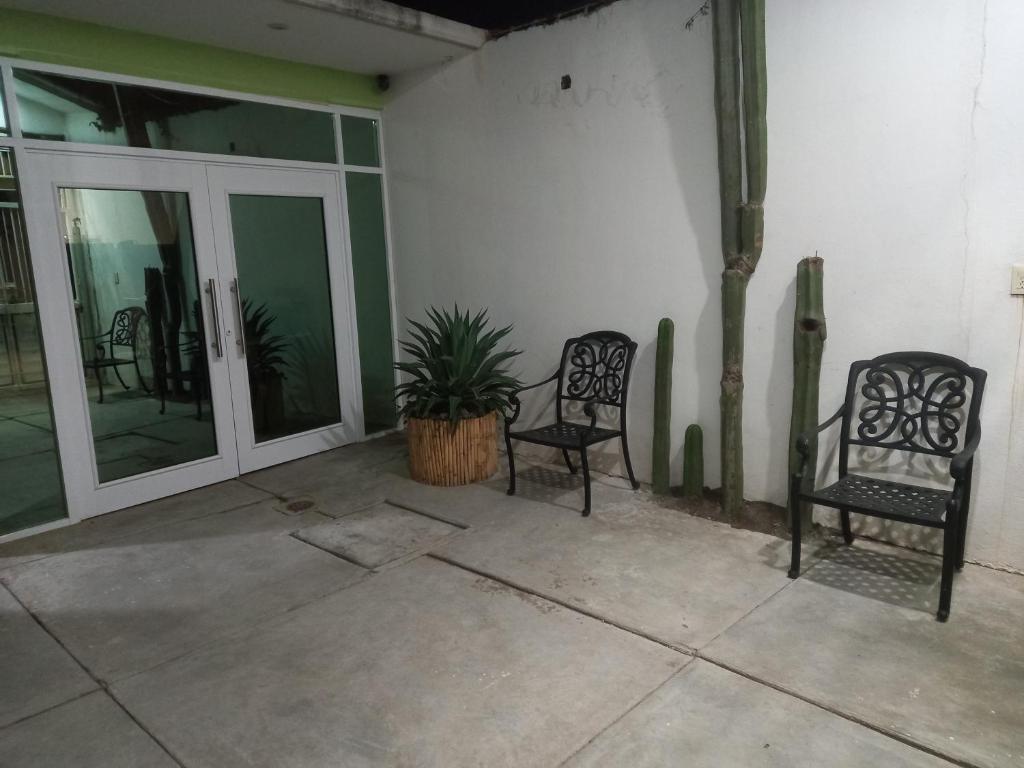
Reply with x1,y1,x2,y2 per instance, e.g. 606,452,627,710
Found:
205,278,223,358
230,278,246,355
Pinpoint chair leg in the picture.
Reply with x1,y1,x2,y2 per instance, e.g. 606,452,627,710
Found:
504,431,517,496
113,364,131,391
840,509,855,545
621,434,640,490
937,508,960,622
580,446,592,517
134,359,152,394
788,475,802,579
957,492,970,571
95,368,105,405
561,449,577,474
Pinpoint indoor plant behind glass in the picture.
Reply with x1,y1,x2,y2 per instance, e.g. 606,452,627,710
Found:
396,306,521,486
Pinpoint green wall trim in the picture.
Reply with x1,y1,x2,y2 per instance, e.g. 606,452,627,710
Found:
0,9,384,109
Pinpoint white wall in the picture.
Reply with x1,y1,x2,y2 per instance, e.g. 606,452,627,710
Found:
383,0,1024,571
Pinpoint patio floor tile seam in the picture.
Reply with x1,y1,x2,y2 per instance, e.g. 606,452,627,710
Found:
102,567,377,689
1,582,185,766
554,661,696,768
693,653,972,768
425,552,696,656
0,493,275,573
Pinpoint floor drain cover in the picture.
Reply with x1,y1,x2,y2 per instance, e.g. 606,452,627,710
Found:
286,499,315,513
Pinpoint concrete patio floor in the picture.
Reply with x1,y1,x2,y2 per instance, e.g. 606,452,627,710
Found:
1,433,1021,767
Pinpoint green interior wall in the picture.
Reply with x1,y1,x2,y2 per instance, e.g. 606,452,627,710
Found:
0,9,383,108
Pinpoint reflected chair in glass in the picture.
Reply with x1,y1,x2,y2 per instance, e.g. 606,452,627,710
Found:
788,351,986,622
157,301,208,421
504,331,640,517
81,306,151,404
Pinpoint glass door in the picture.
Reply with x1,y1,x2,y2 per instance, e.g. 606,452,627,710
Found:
206,166,361,474
19,152,239,518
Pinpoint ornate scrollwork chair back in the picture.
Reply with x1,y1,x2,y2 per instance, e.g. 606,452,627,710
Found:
841,352,984,466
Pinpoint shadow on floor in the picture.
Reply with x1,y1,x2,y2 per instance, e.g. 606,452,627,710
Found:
804,544,940,614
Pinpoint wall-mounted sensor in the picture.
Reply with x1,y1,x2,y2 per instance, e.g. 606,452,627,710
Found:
561,75,572,90
1011,264,1024,296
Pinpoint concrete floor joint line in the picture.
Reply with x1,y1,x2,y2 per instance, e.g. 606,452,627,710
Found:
425,553,695,656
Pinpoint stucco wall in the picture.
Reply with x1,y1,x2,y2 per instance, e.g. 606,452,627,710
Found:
383,0,1024,571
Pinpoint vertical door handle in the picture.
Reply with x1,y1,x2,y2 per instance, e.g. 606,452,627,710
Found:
230,278,246,354
205,278,223,358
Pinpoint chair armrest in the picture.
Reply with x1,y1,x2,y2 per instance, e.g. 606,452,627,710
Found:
950,426,981,481
795,404,846,458
79,331,112,342
506,372,559,426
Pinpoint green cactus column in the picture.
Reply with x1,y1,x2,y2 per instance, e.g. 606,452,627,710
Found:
682,424,705,498
713,0,767,519
652,318,674,495
788,256,826,529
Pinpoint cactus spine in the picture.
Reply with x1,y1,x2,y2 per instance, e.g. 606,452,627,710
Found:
788,256,826,529
682,424,705,498
652,318,674,495
713,0,767,519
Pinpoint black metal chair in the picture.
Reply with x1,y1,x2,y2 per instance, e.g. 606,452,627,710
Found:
789,351,986,622
81,306,151,404
504,331,640,516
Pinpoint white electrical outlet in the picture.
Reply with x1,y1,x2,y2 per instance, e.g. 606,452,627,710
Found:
1012,265,1024,296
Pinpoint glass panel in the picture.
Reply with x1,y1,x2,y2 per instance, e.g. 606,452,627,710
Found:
0,77,9,136
13,70,126,145
340,116,380,167
59,188,217,483
14,69,336,163
228,195,341,442
0,147,68,534
345,172,396,433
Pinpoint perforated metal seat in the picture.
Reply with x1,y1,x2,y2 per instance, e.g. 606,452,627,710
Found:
508,422,620,448
808,474,950,527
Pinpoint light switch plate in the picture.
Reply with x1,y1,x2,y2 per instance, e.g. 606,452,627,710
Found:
1012,264,1024,296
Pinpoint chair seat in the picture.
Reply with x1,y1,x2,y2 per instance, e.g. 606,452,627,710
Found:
802,473,951,528
84,357,134,368
508,421,620,448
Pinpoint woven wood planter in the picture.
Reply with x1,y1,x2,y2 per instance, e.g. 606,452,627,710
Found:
406,412,498,486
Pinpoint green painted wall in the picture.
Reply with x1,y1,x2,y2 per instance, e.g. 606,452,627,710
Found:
0,9,384,108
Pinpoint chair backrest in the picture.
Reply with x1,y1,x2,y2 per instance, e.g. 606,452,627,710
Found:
108,306,145,351
839,351,986,471
556,331,637,426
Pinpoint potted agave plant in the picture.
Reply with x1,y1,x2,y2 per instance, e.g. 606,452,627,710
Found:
396,306,521,486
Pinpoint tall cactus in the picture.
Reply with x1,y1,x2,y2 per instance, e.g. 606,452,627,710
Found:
652,318,674,495
713,0,767,519
788,256,826,529
682,424,705,498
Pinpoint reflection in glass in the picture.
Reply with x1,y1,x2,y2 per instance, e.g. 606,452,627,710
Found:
0,78,9,136
14,69,336,163
61,188,217,483
228,195,341,442
345,173,396,433
340,116,380,167
0,147,67,534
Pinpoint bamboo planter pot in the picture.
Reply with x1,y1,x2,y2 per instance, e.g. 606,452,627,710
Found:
406,412,498,486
